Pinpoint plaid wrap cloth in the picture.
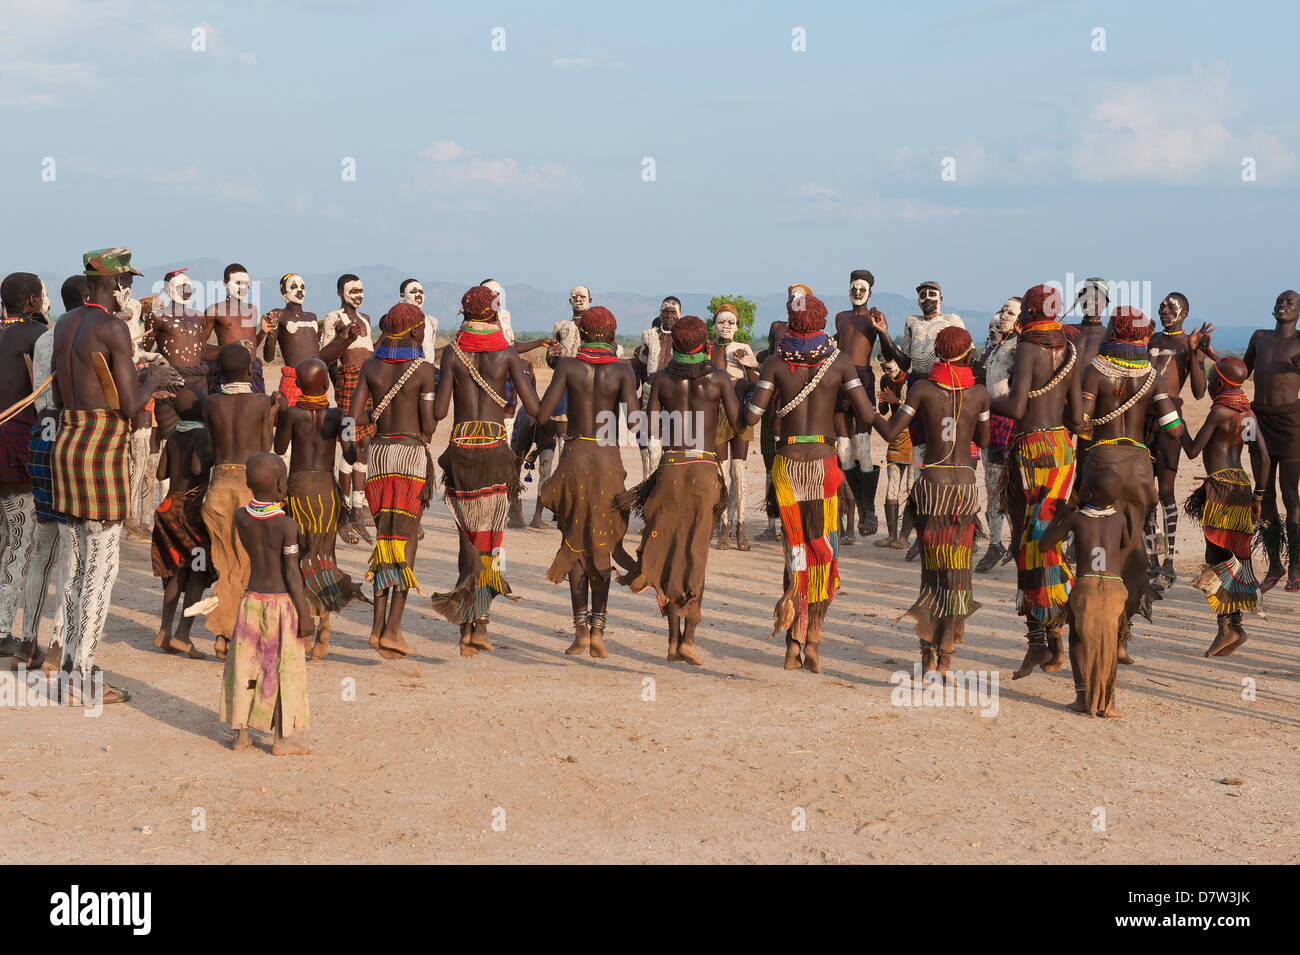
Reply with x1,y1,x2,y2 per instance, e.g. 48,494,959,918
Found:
336,362,375,443
52,408,131,521
27,415,64,523
277,365,302,407
0,410,35,484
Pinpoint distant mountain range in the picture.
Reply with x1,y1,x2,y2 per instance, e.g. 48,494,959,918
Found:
56,257,1260,351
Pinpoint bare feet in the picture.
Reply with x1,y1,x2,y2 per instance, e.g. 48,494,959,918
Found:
468,622,494,652
677,642,703,666
377,630,412,659
1117,645,1134,665
459,631,480,658
1102,703,1124,718
1013,644,1053,680
935,650,952,678
565,622,591,656
272,735,311,756
232,729,252,751
1205,620,1236,658
920,646,936,675
1068,693,1089,714
164,634,207,659
1219,621,1249,657
310,626,330,661
801,643,821,673
784,639,803,670
1042,634,1066,672
587,628,609,659
213,635,229,660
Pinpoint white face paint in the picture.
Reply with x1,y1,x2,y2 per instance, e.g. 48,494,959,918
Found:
401,282,425,307
226,271,250,301
38,281,50,317
343,280,364,308
999,298,1021,332
715,312,738,341
849,279,871,306
569,286,590,313
282,274,306,305
112,279,133,312
1078,286,1107,319
167,274,192,305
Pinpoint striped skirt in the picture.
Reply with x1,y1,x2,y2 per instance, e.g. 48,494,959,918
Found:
1186,467,1259,615
290,469,366,612
898,469,983,648
1011,426,1074,629
431,421,520,624
770,453,842,643
364,435,431,593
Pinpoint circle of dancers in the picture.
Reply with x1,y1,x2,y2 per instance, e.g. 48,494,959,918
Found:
0,251,1293,750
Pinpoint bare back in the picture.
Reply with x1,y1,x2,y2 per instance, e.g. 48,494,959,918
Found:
541,357,639,437
356,357,437,438
204,392,275,465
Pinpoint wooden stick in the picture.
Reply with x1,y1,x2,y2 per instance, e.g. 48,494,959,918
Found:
0,375,53,427
91,353,121,411
24,355,33,387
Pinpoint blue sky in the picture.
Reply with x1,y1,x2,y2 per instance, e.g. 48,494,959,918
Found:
3,0,1297,328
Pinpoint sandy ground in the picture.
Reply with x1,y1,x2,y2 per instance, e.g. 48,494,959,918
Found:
2,373,1298,865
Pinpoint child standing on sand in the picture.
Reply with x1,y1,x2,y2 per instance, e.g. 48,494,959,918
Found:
1040,469,1129,719
219,452,312,754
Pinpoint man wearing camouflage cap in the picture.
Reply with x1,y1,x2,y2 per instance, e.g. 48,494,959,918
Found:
51,248,181,704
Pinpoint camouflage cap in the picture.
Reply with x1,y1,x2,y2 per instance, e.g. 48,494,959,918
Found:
915,280,942,294
83,248,143,277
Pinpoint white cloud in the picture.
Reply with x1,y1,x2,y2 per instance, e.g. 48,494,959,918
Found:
796,184,965,224
416,142,582,192
421,140,465,161
1073,61,1294,183
552,57,593,70
0,60,101,109
218,181,261,203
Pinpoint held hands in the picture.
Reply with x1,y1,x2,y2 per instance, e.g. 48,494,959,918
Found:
145,363,184,399
869,308,889,336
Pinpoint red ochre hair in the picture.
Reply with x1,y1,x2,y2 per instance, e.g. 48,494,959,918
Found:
1109,306,1151,343
580,305,617,336
671,315,709,353
935,326,974,360
1021,284,1063,323
1214,356,1248,386
460,285,498,322
379,303,424,336
787,294,828,334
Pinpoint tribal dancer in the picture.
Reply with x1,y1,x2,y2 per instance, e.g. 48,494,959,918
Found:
744,289,876,672
619,316,740,665
349,304,437,659
989,285,1080,679
1182,357,1269,657
431,287,540,656
1078,306,1188,663
635,296,680,480
53,248,181,703
1243,289,1300,591
753,312,792,543
276,358,368,660
219,453,312,756
877,327,989,675
833,269,885,539
974,297,1020,570
322,274,374,537
873,281,966,560
537,306,637,657
1144,292,1213,590
17,278,86,672
146,268,214,436
150,388,213,659
1040,469,1129,718
873,357,915,550
0,273,49,665
709,303,760,550
200,344,277,660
